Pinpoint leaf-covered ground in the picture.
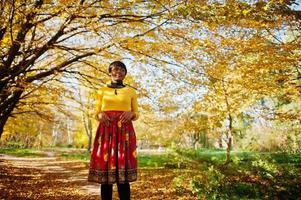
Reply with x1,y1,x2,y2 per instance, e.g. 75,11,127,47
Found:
0,154,197,200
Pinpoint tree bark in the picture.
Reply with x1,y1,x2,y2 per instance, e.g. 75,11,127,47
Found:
87,118,92,152
225,113,233,165
82,113,93,152
0,89,23,137
0,114,9,138
222,80,233,165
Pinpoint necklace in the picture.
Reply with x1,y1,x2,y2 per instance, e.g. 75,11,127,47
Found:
107,81,125,95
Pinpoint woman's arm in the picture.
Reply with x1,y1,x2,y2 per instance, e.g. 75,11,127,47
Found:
120,89,139,123
131,90,139,121
95,89,103,120
95,88,111,126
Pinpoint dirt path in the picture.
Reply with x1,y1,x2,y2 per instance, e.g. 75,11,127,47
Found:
0,154,197,200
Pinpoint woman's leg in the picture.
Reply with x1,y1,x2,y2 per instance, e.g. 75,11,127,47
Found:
101,184,113,200
117,183,130,200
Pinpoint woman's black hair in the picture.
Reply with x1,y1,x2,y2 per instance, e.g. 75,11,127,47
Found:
108,61,127,75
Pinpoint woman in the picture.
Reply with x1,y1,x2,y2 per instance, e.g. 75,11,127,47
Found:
88,61,139,200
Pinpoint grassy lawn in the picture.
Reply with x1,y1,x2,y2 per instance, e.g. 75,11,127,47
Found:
0,147,174,168
174,148,301,199
0,147,46,157
175,148,301,166
0,147,175,167
1,147,300,167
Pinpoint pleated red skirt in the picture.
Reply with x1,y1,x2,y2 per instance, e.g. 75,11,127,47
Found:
88,111,137,184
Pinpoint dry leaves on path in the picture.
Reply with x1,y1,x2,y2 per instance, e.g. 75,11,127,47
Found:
0,154,197,200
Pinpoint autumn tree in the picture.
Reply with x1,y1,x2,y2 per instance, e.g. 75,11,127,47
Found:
128,0,300,159
1,81,70,147
0,0,186,138
192,1,299,158
193,1,299,160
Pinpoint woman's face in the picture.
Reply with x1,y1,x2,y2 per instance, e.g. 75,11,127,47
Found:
110,66,126,82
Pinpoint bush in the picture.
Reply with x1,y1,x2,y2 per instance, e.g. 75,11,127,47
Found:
190,165,229,199
172,176,186,194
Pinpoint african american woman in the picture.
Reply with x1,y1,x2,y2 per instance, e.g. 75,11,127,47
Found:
88,61,139,200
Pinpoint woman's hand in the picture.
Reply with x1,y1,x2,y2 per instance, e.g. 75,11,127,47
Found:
119,111,135,123
97,112,111,126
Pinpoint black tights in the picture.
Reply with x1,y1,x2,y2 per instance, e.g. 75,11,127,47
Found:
101,183,130,200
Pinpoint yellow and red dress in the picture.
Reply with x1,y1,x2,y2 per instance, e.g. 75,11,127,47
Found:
88,85,139,184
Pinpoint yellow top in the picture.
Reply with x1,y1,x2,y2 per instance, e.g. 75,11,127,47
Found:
95,86,139,120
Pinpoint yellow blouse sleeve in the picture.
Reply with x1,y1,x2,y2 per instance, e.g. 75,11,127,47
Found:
131,90,139,121
95,89,103,117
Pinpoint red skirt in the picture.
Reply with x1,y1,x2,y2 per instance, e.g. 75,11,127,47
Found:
88,111,137,184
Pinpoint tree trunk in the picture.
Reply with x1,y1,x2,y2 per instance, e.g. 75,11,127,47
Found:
225,136,232,164
0,90,23,138
225,113,233,165
222,80,234,165
0,114,9,138
87,117,92,152
38,123,43,148
87,133,92,153
82,112,93,152
67,119,73,146
218,136,223,148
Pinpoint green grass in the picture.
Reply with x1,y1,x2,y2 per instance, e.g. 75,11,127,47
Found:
0,147,91,160
176,148,301,199
138,153,175,168
268,152,301,164
175,148,301,166
0,147,175,167
1,147,300,169
0,148,45,157
60,152,91,161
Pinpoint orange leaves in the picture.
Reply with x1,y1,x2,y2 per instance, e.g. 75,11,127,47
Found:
58,0,77,5
122,38,150,51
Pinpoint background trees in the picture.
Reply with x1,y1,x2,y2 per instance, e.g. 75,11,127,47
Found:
0,0,181,137
155,0,301,154
1,0,300,154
